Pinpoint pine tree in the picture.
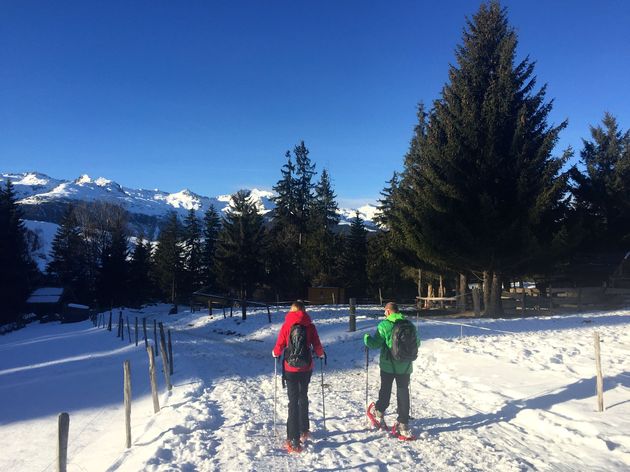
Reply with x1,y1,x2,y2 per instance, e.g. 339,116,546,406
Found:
152,212,183,304
374,172,400,230
97,214,129,307
181,209,204,297
367,231,414,300
391,1,569,314
268,148,305,298
341,211,368,297
272,151,298,227
47,206,91,303
201,206,221,290
215,190,266,315
570,113,630,249
312,169,339,231
0,179,36,323
293,141,316,244
128,234,153,306
307,168,340,285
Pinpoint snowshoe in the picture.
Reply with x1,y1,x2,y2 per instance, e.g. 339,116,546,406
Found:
285,439,303,453
390,422,416,441
367,402,388,430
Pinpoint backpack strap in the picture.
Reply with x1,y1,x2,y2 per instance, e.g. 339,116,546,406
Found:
281,351,287,389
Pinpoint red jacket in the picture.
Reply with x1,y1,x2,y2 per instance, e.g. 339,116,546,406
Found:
273,310,324,372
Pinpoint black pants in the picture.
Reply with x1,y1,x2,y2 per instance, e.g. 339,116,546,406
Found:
285,370,312,441
375,371,410,424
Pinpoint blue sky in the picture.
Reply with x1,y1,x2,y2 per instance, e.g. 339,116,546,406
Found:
2,1,629,208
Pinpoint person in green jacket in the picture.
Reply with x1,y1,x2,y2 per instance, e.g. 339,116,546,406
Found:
364,301,419,439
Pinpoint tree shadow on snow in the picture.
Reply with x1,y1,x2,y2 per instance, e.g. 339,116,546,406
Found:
420,372,630,434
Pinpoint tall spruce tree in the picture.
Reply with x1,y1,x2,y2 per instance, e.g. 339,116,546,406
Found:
374,172,400,230
48,206,91,303
201,206,221,290
272,151,298,227
152,212,183,304
97,214,129,307
128,234,153,306
341,211,368,297
570,113,630,249
367,231,413,300
182,209,204,297
391,1,569,315
0,180,36,323
307,168,340,285
215,190,266,313
293,141,316,244
268,148,305,298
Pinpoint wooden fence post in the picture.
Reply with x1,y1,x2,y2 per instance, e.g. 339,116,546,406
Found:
348,298,356,332
57,412,69,472
154,320,158,356
594,332,604,412
266,305,271,323
159,331,172,391
147,346,160,413
168,330,174,375
126,317,131,344
159,322,168,367
143,318,148,349
124,360,132,448
108,311,112,331
135,317,138,347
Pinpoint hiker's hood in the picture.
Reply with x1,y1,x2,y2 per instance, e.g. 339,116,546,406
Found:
285,310,312,326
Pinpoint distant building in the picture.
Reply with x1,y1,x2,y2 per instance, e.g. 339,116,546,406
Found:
26,287,89,322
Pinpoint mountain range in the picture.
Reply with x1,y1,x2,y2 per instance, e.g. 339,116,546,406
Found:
3,171,379,269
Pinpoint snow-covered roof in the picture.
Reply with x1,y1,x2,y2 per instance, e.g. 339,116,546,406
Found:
67,303,89,309
27,287,64,304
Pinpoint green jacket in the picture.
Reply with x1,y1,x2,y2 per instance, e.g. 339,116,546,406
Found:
364,312,420,374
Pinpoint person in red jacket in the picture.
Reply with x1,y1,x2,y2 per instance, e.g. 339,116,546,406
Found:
272,301,325,453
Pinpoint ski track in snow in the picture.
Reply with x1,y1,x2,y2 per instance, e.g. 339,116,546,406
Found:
1,306,630,471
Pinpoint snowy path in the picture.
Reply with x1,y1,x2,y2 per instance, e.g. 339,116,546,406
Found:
1,306,629,471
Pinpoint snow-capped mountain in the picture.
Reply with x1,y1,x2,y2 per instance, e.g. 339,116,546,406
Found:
3,171,377,231
4,171,378,271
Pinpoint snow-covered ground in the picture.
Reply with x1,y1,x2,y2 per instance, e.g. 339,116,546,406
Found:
1,306,629,471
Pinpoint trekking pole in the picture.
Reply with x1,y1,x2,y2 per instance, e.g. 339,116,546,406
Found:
273,357,278,436
320,353,327,431
365,346,369,425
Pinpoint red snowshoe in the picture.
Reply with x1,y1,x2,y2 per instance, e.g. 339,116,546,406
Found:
390,422,416,441
285,439,303,453
367,402,388,430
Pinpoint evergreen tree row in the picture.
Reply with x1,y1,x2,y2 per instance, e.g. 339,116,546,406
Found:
377,1,630,315
0,180,38,325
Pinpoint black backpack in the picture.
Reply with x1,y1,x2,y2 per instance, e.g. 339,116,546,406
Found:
285,323,311,368
390,319,418,362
